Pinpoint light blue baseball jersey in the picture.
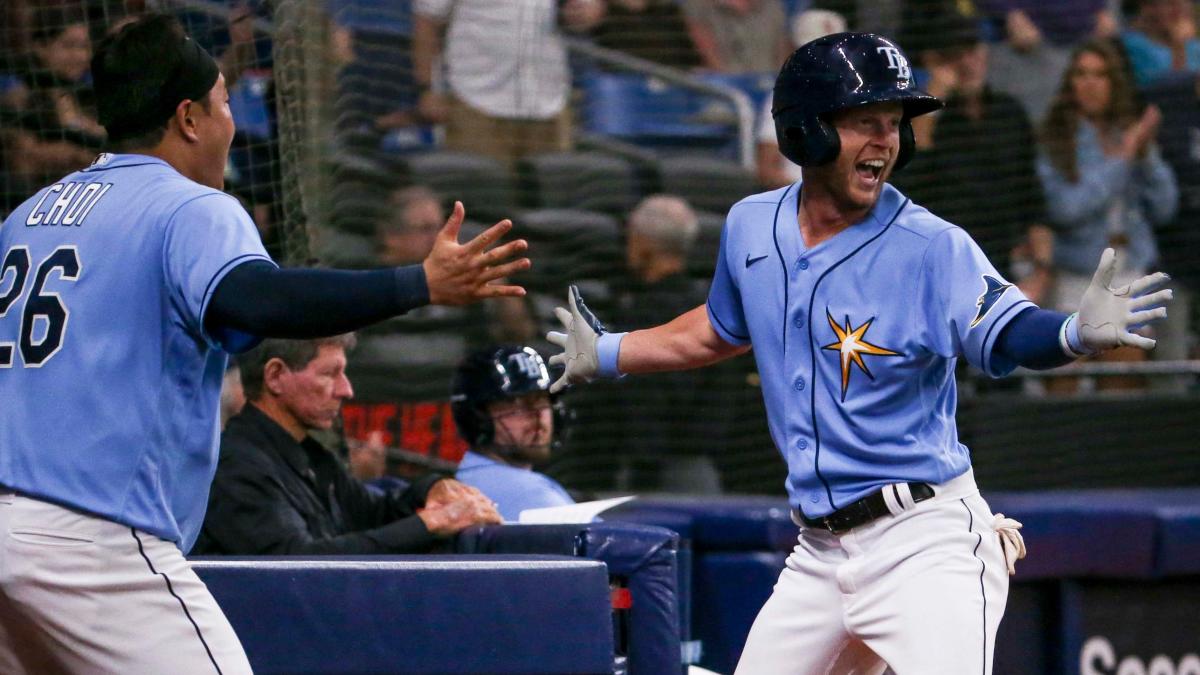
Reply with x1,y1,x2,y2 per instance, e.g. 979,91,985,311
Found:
706,182,1033,518
0,153,272,551
455,450,575,522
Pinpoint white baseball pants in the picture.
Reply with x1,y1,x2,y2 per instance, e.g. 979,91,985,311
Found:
735,470,1010,675
0,490,252,674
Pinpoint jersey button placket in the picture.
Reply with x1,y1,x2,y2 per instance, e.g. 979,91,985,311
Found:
793,377,805,392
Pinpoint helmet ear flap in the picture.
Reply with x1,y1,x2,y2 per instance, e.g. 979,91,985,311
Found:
775,113,841,168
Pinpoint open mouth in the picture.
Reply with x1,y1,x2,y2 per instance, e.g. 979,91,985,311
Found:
855,159,885,185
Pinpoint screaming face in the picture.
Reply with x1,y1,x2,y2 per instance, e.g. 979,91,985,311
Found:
808,101,904,215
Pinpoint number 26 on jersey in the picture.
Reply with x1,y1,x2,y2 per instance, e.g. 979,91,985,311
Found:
0,245,81,368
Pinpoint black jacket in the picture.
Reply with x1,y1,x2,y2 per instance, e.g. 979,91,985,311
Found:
194,405,440,555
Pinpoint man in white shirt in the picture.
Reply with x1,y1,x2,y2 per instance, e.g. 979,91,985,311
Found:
413,0,605,166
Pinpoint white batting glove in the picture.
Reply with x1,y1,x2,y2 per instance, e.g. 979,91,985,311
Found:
1069,248,1173,354
546,285,619,394
992,513,1027,576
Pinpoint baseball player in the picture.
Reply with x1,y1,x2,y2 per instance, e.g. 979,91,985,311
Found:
547,33,1173,674
451,345,576,521
0,14,527,674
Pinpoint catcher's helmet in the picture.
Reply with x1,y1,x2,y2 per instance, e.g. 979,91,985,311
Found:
773,32,942,169
451,345,555,448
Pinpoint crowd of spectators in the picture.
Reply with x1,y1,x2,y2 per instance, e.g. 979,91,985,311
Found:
3,0,1200,495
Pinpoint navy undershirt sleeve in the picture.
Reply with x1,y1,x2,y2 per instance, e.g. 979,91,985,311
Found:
994,307,1074,370
205,260,429,341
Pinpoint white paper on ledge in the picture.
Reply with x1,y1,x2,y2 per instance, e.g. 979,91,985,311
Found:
517,496,636,524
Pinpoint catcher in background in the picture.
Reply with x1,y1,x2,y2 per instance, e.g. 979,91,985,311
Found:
547,33,1173,674
451,345,576,522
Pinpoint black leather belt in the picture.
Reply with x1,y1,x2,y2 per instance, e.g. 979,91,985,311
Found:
800,482,935,534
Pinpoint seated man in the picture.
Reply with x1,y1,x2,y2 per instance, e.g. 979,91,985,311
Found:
196,335,500,555
450,345,575,522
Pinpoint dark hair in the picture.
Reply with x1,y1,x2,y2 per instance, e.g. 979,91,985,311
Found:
1040,39,1139,183
237,335,358,401
31,5,87,44
91,13,216,148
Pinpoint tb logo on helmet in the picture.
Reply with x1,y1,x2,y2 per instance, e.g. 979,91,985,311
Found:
507,351,548,385
875,46,911,82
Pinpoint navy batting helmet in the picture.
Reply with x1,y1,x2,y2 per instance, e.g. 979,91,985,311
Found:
451,345,555,448
772,32,942,169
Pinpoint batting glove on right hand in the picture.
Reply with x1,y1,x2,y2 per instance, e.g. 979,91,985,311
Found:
1075,248,1173,353
546,285,608,394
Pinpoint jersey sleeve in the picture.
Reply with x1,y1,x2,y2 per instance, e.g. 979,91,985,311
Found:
163,193,275,352
705,219,751,346
917,227,1034,377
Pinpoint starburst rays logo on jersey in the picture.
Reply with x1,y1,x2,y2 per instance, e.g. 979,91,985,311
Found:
822,311,901,402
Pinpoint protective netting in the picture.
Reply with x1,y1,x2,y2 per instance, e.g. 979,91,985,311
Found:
2,0,1198,497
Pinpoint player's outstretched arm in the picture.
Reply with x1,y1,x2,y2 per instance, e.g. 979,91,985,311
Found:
1067,247,1173,355
205,201,528,344
423,201,530,305
545,286,747,393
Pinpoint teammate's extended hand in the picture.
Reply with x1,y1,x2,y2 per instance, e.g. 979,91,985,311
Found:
423,201,530,305
546,285,606,394
1077,247,1172,352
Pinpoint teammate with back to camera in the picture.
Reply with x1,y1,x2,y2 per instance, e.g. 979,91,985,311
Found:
547,33,1174,674
0,13,529,674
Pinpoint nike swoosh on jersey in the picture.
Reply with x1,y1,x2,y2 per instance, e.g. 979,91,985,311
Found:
745,254,769,268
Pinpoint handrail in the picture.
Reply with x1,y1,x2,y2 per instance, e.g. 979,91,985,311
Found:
563,37,758,170
1009,360,1200,377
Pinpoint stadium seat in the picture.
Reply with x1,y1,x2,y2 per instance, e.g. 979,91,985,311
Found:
517,151,640,216
658,157,758,216
313,228,376,269
399,151,516,223
512,209,623,292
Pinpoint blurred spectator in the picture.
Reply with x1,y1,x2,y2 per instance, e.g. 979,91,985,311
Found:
220,363,246,430
377,185,442,265
371,185,536,345
683,0,792,74
1140,72,1200,364
331,0,431,150
976,0,1117,50
810,0,903,37
896,9,1054,303
3,4,104,207
754,8,846,188
1037,39,1179,388
608,195,722,492
1120,0,1200,85
196,336,501,555
451,345,575,522
413,0,605,166
589,0,702,68
963,0,1116,122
